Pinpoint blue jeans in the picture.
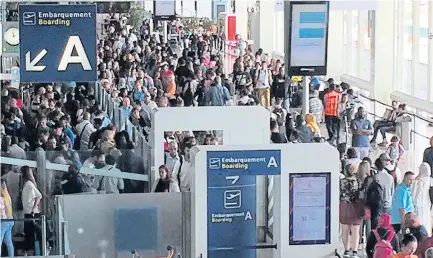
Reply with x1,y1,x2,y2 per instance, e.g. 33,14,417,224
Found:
1,221,15,257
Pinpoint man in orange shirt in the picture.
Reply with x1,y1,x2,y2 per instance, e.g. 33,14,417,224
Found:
324,83,341,145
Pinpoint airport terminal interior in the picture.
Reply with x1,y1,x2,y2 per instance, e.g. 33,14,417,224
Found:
1,0,433,258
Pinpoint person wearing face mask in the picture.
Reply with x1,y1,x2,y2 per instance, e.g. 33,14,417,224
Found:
391,171,416,233
350,107,373,159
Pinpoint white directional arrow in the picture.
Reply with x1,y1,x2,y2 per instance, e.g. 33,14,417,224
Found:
26,49,47,72
226,175,240,185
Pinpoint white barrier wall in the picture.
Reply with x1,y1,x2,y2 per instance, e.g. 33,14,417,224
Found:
191,144,340,258
151,106,270,237
151,106,270,177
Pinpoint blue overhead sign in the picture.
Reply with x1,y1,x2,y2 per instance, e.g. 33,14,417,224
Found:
207,150,281,175
19,4,97,83
207,150,281,258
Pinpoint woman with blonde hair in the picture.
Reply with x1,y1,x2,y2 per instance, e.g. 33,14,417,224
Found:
305,113,321,137
0,178,14,257
340,163,363,257
357,161,371,184
412,162,432,236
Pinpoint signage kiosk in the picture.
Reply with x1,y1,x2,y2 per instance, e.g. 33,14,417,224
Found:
190,143,340,258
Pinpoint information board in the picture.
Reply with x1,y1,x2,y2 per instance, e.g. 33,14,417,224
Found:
289,173,331,245
154,0,176,20
19,4,97,83
207,150,281,258
286,1,329,76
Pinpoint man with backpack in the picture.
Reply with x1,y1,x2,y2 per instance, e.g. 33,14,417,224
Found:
380,153,402,186
208,76,231,106
271,98,287,127
171,143,193,192
366,158,394,229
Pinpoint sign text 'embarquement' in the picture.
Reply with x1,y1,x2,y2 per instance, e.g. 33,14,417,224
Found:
20,5,97,83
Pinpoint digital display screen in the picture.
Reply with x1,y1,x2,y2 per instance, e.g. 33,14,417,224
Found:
289,172,331,245
154,0,176,17
289,3,328,67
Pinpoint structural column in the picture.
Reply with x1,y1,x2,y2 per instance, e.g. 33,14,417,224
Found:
326,10,345,79
235,0,249,40
258,0,276,54
373,0,395,103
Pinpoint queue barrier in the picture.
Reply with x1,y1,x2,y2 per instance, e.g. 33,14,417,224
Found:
2,216,48,256
92,82,153,185
0,148,149,256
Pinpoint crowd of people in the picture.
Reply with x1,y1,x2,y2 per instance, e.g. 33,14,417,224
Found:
1,9,433,258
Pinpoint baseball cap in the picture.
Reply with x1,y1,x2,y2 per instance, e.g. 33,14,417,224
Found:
379,153,392,162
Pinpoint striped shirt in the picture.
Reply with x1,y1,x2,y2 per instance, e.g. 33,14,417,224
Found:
309,97,323,122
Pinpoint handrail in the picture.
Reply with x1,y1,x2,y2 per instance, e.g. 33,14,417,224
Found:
0,156,149,181
359,93,393,108
2,215,48,256
358,92,433,124
1,217,44,222
412,130,431,140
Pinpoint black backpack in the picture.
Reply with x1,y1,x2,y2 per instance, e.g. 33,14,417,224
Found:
384,167,398,187
366,179,384,209
182,81,194,107
291,89,302,107
273,108,285,126
195,82,206,106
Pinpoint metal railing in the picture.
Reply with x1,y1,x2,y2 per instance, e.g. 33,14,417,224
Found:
0,148,150,255
1,216,48,256
92,81,153,185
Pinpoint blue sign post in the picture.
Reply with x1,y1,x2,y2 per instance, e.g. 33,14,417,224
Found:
207,150,281,258
19,5,97,82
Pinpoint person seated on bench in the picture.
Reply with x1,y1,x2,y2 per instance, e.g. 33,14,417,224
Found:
370,102,406,146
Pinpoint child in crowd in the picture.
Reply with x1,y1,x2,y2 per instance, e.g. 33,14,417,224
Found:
387,135,405,165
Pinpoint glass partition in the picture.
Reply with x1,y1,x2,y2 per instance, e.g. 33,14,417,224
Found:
57,192,188,258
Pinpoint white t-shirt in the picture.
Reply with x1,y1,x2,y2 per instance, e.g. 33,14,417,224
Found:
0,197,7,219
22,181,42,214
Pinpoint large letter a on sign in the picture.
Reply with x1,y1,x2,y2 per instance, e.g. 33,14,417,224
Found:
58,36,92,71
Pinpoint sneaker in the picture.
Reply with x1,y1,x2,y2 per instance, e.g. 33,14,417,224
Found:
343,250,351,258
351,252,360,258
378,141,388,147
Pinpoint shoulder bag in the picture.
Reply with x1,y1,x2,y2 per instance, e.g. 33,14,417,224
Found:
73,122,90,150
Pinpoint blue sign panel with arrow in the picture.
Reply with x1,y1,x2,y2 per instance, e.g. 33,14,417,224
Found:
19,4,97,82
207,150,281,258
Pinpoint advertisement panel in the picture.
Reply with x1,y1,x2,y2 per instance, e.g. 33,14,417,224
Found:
289,172,331,245
207,150,281,258
19,4,97,82
286,1,329,76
